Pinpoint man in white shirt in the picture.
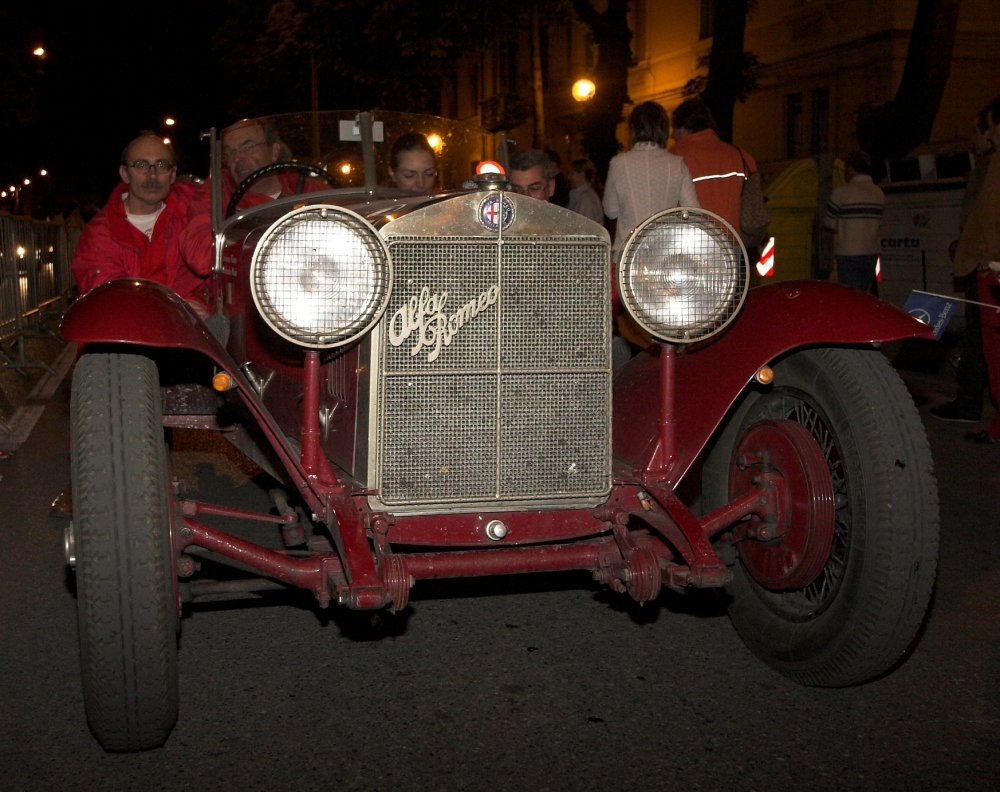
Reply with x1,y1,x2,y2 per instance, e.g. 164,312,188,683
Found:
823,151,885,295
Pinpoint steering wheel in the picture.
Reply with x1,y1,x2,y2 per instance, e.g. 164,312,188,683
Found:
226,161,339,217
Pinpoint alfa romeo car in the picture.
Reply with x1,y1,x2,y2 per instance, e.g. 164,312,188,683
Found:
60,110,939,752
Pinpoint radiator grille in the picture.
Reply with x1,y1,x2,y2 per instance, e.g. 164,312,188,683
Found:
374,234,612,510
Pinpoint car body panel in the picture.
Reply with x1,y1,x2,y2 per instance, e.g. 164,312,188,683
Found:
612,280,934,483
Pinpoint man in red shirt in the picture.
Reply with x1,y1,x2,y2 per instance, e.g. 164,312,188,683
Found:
670,97,761,248
219,118,332,210
180,118,333,278
71,131,210,313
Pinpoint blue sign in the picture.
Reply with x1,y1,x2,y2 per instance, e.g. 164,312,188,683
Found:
902,290,958,340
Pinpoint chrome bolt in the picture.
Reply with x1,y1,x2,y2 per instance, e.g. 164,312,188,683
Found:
485,519,509,541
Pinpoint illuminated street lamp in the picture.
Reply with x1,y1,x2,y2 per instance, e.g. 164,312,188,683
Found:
33,46,47,80
162,118,176,147
571,78,596,103
570,78,597,159
4,179,32,215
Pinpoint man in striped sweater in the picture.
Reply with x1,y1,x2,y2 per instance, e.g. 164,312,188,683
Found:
823,151,885,296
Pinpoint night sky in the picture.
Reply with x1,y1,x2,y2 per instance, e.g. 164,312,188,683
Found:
4,2,231,210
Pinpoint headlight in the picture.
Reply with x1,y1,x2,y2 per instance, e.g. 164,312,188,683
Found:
251,205,392,348
617,208,748,343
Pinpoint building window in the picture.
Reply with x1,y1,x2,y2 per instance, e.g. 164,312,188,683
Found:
810,87,830,154
785,92,804,157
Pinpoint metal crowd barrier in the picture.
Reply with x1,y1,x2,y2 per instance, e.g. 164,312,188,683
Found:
0,213,79,435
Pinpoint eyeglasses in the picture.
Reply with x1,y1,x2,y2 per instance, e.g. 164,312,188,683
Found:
223,139,266,159
129,159,175,173
509,178,550,197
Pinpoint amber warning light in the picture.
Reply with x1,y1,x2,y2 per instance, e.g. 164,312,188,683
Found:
212,371,235,392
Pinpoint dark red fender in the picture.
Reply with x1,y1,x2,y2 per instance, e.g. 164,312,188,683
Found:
612,280,934,485
59,278,341,494
61,279,230,364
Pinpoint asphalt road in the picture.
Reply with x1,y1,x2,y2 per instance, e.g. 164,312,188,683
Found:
0,340,997,792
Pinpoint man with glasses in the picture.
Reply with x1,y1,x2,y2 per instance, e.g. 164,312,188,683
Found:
508,148,556,201
219,118,329,210
220,119,287,208
179,118,331,282
71,131,210,313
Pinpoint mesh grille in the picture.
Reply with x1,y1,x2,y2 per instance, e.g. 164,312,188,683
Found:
376,234,611,509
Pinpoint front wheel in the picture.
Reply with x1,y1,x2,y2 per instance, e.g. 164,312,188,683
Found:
703,347,939,687
70,353,178,751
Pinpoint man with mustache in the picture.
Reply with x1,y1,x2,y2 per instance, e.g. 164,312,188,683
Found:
71,130,209,314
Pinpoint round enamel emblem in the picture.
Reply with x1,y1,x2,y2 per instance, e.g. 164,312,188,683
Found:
478,193,515,232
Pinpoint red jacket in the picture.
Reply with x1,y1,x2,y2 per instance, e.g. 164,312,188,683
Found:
670,129,757,237
71,180,210,302
220,169,330,210
179,169,332,277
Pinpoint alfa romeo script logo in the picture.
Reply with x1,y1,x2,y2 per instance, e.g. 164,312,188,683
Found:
478,193,515,232
387,285,501,363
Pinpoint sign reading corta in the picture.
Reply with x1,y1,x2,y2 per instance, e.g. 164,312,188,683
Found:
387,285,501,362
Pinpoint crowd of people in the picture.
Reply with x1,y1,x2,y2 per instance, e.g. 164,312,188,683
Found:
63,100,770,373
68,96,1000,445
69,101,761,315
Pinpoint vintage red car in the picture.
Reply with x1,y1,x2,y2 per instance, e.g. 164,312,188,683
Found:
61,111,939,752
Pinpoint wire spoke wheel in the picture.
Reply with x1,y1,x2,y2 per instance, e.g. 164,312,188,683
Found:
704,347,939,687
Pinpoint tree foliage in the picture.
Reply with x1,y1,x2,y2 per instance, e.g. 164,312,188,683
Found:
213,0,540,118
856,0,962,174
678,0,762,143
685,50,762,103
210,0,632,179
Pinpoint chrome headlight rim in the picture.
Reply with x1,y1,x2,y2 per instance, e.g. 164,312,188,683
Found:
250,204,392,349
617,207,748,344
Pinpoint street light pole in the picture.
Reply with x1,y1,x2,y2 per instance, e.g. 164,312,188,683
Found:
571,78,596,158
531,7,545,147
8,179,31,216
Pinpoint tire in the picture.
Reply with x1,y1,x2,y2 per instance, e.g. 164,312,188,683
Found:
70,353,178,751
703,347,939,687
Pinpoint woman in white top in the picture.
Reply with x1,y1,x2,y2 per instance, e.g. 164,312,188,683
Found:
603,101,700,260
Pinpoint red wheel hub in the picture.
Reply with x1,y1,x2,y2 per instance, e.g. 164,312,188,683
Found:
729,420,835,589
